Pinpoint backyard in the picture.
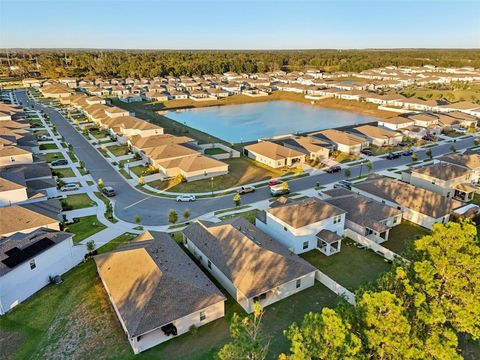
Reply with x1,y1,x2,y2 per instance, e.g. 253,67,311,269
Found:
147,157,286,193
301,240,391,292
64,215,107,243
382,221,431,258
0,231,342,360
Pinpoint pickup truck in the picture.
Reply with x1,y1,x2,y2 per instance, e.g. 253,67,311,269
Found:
270,183,289,196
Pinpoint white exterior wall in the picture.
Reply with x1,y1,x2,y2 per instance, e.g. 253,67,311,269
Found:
0,237,77,315
131,301,225,354
256,213,345,254
0,188,28,206
351,187,449,230
409,171,471,198
246,150,285,168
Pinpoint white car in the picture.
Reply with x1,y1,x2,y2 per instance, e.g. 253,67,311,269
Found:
60,183,80,192
176,194,196,202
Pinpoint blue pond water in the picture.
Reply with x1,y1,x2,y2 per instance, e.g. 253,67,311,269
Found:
166,100,378,143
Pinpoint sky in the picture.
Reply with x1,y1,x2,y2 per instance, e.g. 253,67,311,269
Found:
1,0,479,49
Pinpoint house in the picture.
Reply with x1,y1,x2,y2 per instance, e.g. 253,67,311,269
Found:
0,228,78,315
407,113,439,128
183,218,316,313
155,154,229,182
128,134,195,155
350,125,403,147
378,116,415,131
143,91,169,102
256,197,346,255
94,231,226,354
22,78,42,88
437,153,480,180
243,141,305,169
0,199,61,237
443,111,478,128
0,145,33,167
40,84,72,98
321,188,402,243
311,129,369,155
438,101,480,117
281,136,331,161
352,175,463,229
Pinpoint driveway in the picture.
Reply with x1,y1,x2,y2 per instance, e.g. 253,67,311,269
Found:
16,90,477,225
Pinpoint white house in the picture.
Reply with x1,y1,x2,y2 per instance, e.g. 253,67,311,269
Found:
256,197,346,255
183,218,317,313
243,141,305,169
0,228,78,315
311,129,369,155
95,231,226,354
352,175,463,229
350,125,403,147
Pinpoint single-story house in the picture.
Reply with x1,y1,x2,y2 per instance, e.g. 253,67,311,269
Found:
281,136,331,161
183,218,317,313
155,154,229,182
0,145,33,167
243,141,305,169
95,231,226,354
311,129,369,155
256,197,346,255
378,116,415,131
352,175,463,229
0,228,77,315
350,125,403,147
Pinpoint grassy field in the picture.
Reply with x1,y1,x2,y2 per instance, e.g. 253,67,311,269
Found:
61,194,96,211
147,157,284,193
44,152,65,163
406,84,480,103
0,231,342,360
64,215,107,243
382,221,431,258
302,240,391,292
204,147,228,155
90,129,110,139
218,209,259,224
39,143,58,150
107,144,130,157
331,152,361,163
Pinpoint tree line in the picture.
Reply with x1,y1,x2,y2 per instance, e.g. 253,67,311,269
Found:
1,49,480,79
218,220,480,360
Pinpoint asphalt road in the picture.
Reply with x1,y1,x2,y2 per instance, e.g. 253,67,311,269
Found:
16,90,476,225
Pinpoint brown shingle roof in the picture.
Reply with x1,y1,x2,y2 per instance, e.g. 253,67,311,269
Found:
244,141,305,160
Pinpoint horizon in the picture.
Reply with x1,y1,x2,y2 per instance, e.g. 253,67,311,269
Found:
1,0,479,49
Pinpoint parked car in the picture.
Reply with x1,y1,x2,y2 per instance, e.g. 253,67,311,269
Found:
325,165,341,173
361,148,374,156
422,134,436,141
51,159,68,166
397,142,409,147
402,149,414,156
37,134,49,140
102,186,116,197
60,183,80,192
176,194,196,202
334,180,352,190
238,186,255,194
457,127,467,134
386,152,401,160
268,179,281,187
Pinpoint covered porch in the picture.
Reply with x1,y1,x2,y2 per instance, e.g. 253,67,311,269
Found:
316,229,342,256
454,183,477,202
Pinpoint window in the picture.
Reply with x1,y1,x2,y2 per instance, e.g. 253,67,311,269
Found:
392,217,398,225
333,215,342,224
207,260,212,270
296,279,301,288
283,226,287,231
29,259,36,270
302,241,309,250
199,311,206,321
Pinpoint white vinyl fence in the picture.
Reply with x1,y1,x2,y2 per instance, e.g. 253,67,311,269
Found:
315,270,356,305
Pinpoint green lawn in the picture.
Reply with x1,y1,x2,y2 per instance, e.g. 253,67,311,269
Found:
44,152,65,163
148,157,284,193
61,194,96,211
0,230,343,360
204,147,228,155
107,145,130,157
119,168,133,179
52,167,76,178
382,221,431,258
302,240,391,292
67,150,78,162
332,152,361,164
94,191,118,223
218,209,259,224
90,129,110,139
64,215,107,243
39,143,58,150
129,164,148,177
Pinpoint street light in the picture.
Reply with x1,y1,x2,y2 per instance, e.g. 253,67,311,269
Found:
211,177,214,197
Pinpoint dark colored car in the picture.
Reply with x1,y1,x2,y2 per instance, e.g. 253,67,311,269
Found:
51,159,68,166
102,186,116,197
422,134,435,141
402,149,414,156
334,180,352,190
325,165,341,173
386,152,401,160
361,148,374,156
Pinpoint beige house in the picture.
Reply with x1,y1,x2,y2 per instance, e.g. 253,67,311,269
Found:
0,200,61,237
352,175,462,229
243,141,305,168
155,154,229,182
378,116,415,131
183,218,317,313
281,136,331,160
312,129,369,155
128,134,195,155
95,231,226,354
40,84,72,98
0,145,33,167
351,125,403,147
